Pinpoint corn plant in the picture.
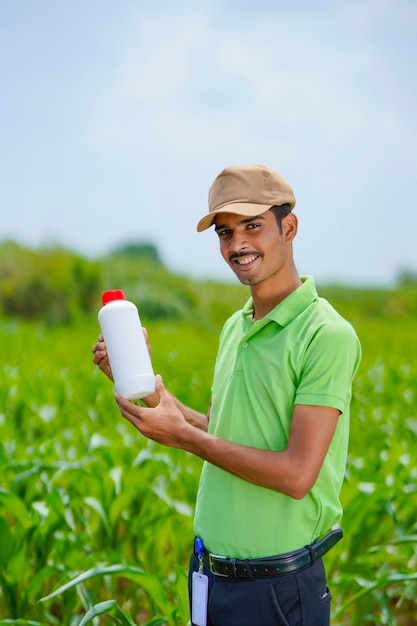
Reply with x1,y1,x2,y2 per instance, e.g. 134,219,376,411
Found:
1,278,417,624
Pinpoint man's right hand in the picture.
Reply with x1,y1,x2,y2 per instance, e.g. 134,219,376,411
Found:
92,334,114,381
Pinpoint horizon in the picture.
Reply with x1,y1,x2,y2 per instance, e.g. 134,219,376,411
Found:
1,235,414,291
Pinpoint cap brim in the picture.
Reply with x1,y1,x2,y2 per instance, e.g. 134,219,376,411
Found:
196,202,274,232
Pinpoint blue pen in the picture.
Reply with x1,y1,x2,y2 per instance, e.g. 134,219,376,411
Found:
195,536,204,557
194,537,205,572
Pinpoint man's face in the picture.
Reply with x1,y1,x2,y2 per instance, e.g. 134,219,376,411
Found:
214,209,291,286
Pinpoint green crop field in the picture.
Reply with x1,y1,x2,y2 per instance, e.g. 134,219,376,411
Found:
0,245,416,625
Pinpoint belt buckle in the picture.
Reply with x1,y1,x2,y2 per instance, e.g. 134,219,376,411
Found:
209,553,236,577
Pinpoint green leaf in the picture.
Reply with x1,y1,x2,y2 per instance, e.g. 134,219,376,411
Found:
6,545,28,583
172,566,189,625
0,516,14,567
27,564,61,602
0,619,44,626
83,496,110,535
40,564,176,622
333,570,417,617
77,600,136,626
0,490,30,528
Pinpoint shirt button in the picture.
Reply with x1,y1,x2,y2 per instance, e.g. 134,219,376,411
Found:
242,342,248,348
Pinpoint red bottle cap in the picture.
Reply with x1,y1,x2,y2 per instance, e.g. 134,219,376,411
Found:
102,289,126,305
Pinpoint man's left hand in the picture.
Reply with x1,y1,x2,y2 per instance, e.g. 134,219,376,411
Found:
115,374,190,448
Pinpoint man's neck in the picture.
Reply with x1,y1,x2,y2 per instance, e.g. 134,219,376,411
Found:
251,270,302,321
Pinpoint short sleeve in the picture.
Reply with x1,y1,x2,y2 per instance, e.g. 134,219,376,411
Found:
294,319,362,413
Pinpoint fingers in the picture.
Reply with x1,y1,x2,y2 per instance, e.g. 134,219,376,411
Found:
92,335,114,381
92,335,105,359
142,327,152,356
153,375,171,405
114,392,142,427
115,376,164,419
92,342,107,365
114,392,132,412
114,378,186,448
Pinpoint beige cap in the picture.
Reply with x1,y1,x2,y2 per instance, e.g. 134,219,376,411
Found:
197,164,296,232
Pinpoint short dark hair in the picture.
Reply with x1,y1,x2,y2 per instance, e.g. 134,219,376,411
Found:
269,204,291,234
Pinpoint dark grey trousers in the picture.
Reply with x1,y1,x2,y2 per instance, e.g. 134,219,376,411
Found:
188,552,331,626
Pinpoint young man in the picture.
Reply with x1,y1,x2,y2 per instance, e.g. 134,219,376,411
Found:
92,164,362,626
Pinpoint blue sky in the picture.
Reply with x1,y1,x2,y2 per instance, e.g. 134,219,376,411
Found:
1,0,416,285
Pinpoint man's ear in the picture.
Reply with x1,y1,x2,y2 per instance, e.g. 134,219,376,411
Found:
283,213,298,243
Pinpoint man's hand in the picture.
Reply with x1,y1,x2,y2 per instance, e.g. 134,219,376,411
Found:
115,375,192,448
92,334,113,381
117,379,340,498
92,327,153,383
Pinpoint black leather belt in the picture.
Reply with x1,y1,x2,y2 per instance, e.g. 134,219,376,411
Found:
202,529,343,579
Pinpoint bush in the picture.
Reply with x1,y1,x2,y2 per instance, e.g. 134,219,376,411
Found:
109,241,163,264
0,242,102,323
0,240,247,327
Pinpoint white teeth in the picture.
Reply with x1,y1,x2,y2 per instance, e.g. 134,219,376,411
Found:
236,255,257,265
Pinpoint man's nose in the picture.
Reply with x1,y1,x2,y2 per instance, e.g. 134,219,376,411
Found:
229,231,249,251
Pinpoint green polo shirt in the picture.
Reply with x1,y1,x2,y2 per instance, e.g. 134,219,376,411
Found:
194,276,361,558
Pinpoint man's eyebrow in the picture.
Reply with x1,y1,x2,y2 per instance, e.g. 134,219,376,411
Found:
215,215,266,232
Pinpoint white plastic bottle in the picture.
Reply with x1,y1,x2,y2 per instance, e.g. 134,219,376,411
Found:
98,289,156,400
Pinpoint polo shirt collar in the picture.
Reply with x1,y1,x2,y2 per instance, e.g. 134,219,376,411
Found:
242,276,318,328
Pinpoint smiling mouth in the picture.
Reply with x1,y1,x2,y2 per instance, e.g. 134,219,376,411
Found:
230,253,261,266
